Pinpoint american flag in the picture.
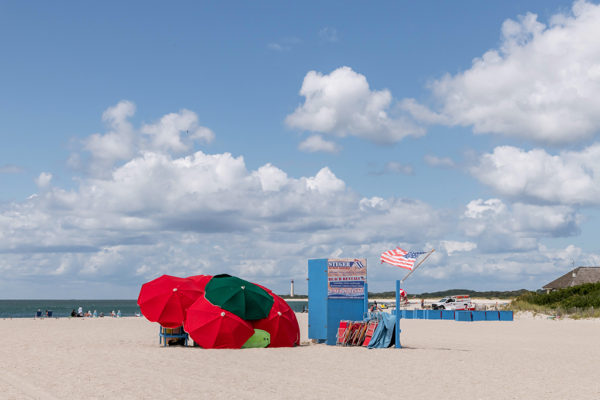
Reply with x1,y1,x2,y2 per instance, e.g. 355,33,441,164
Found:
380,247,426,270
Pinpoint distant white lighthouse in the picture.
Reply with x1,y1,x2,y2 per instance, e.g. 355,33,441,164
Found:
290,279,294,297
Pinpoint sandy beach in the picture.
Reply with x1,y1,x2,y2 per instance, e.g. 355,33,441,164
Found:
1,313,599,400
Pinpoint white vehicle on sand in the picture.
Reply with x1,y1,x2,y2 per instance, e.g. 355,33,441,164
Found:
431,295,474,310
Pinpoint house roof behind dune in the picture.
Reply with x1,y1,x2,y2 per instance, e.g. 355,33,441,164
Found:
542,267,600,291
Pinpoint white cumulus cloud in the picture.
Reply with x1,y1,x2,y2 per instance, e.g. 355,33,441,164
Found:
461,198,581,252
298,135,340,153
35,172,52,188
404,0,600,144
286,66,423,144
471,144,600,205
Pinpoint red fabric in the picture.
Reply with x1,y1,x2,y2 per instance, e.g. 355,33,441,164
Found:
252,294,300,347
137,275,205,328
184,297,254,349
187,274,212,290
251,282,273,293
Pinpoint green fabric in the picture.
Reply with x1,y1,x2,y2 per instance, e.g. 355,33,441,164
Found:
242,329,271,348
205,274,274,320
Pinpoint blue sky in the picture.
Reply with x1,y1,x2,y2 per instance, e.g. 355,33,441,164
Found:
2,0,600,298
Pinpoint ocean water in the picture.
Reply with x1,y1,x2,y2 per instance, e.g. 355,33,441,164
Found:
0,299,308,318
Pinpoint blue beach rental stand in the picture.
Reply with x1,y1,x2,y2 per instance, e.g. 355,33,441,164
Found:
308,258,367,345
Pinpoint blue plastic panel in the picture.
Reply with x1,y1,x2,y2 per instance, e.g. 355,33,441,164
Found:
455,311,472,321
471,311,486,321
441,310,455,320
415,309,425,319
485,311,500,321
326,298,364,345
426,310,441,320
499,311,513,321
403,310,414,319
308,259,328,340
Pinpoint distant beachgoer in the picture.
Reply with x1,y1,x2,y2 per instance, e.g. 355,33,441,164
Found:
117,310,121,318
71,309,77,317
421,298,425,309
370,301,378,312
77,306,83,317
99,312,104,317
93,310,97,318
111,310,116,317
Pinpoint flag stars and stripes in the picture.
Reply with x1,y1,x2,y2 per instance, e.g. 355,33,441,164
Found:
380,247,426,270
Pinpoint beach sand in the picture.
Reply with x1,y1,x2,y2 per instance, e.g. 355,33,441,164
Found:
1,313,599,399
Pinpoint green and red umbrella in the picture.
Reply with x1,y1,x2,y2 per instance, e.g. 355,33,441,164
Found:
204,274,274,320
184,297,254,349
137,274,205,328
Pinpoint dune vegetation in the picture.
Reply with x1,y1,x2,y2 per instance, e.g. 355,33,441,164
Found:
510,283,600,319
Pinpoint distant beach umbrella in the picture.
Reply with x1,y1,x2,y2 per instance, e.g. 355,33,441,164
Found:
204,274,274,320
137,274,205,328
184,297,254,349
252,294,300,347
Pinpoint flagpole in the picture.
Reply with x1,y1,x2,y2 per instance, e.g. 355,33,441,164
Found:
401,248,435,285
395,248,435,349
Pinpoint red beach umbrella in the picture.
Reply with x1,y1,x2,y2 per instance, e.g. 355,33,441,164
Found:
137,274,204,328
187,274,213,290
251,281,273,294
184,297,254,349
252,294,300,347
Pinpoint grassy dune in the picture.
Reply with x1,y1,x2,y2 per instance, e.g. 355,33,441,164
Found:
510,282,600,319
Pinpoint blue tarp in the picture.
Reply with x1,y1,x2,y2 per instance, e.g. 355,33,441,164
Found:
367,313,396,348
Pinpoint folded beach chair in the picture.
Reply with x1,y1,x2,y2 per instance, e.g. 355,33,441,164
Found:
355,322,369,346
35,310,42,318
362,321,378,347
336,321,350,345
345,323,361,346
